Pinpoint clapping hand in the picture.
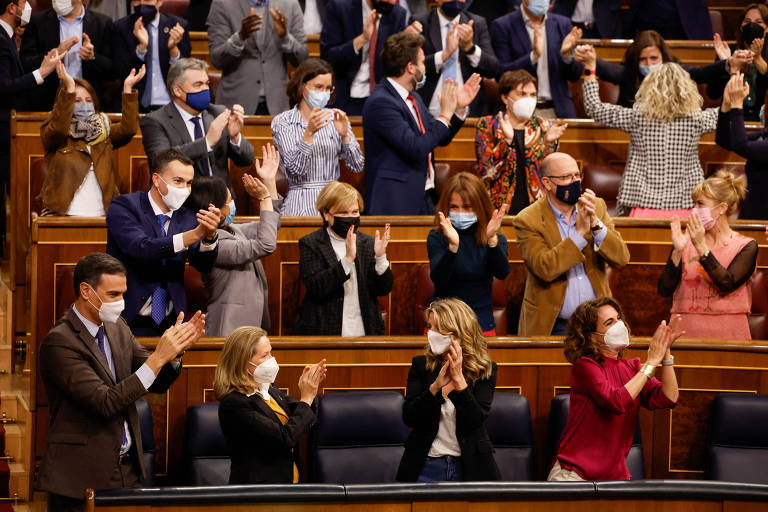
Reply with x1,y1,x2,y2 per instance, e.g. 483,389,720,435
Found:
713,33,732,61
123,65,146,94
497,112,515,142
446,340,467,391
254,142,280,183
332,109,351,140
242,173,270,200
133,17,149,51
670,216,689,253
647,319,683,365
227,104,245,140
560,26,582,57
269,7,288,38
456,73,482,109
457,19,474,52
196,204,221,239
56,60,75,93
725,72,750,109
168,22,185,57
544,119,568,143
298,359,327,404
486,203,508,246
374,223,390,258
79,33,95,61
344,224,357,262
240,8,262,40
437,211,460,252
443,22,459,60
574,44,597,70
687,210,707,252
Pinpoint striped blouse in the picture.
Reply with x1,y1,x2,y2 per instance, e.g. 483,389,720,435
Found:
271,107,364,216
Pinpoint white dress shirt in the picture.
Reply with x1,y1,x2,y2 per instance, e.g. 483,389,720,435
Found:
135,13,180,106
428,397,462,457
303,0,323,34
572,0,595,25
58,7,85,78
521,7,551,101
350,0,377,99
66,146,105,216
0,19,43,84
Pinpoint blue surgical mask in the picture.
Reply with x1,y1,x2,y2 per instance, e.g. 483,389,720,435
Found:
526,0,549,17
224,200,236,225
448,211,477,230
184,89,211,111
639,63,661,77
73,102,95,121
306,89,330,109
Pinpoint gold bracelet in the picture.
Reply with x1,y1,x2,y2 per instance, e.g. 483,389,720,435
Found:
640,364,657,379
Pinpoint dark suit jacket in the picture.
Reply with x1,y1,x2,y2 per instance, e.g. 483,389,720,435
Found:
294,228,393,335
19,8,114,111
362,78,463,215
112,12,191,104
320,0,408,111
140,101,255,183
105,191,218,324
37,307,180,499
218,387,316,484
417,9,499,117
628,0,711,40
468,0,517,22
490,10,583,118
397,356,501,482
552,0,621,38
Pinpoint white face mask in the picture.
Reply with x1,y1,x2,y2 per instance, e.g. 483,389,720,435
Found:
427,329,452,355
596,320,630,352
512,96,537,119
158,175,191,211
250,356,279,384
86,284,125,324
16,1,31,26
52,0,75,16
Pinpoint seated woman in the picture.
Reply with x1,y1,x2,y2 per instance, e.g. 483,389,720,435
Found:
271,58,364,216
717,73,768,220
397,297,500,482
549,297,680,481
293,181,393,336
578,46,718,217
214,326,326,484
475,70,566,214
39,62,144,216
428,172,510,335
185,144,282,337
658,171,756,340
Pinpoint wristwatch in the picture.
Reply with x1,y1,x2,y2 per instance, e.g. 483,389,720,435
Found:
202,232,219,244
590,219,605,232
662,355,675,366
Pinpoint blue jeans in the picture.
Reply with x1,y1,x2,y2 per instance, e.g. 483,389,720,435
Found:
417,456,463,482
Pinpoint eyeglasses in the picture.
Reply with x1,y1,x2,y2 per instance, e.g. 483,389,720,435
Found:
545,172,582,184
307,84,335,93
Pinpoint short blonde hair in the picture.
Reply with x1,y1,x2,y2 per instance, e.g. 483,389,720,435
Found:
635,62,702,123
315,181,364,221
425,298,493,384
691,170,748,216
213,326,267,400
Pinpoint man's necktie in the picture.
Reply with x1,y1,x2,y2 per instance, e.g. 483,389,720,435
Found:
151,214,169,325
368,18,379,92
96,326,128,446
190,116,212,176
140,24,154,108
442,22,458,82
406,94,434,178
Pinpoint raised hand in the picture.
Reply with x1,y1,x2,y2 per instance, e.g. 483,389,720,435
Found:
40,49,64,78
133,17,149,51
56,35,79,55
438,211,460,252
438,79,458,118
240,8,262,40
456,72,481,109
196,204,221,239
544,119,568,143
205,109,230,146
446,340,467,390
254,142,280,184
374,223,390,258
56,60,75,93
578,188,598,228
269,7,287,38
457,19,474,52
227,104,245,140
332,109,351,140
670,216,688,253
533,25,544,62
687,210,707,252
574,43,596,70
725,72,750,108
242,173,270,200
404,20,423,34
443,22,459,60
647,320,683,365
485,203,508,245
168,22,185,57
497,112,515,141
79,33,95,61
123,65,146,93
344,224,357,262
560,26,582,57
305,108,330,137
713,33,731,61
728,49,754,73
298,359,327,404
430,360,451,395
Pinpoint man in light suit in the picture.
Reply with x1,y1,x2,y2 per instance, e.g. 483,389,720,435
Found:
106,149,220,336
37,252,205,511
207,0,307,115
513,152,629,336
362,32,480,215
140,58,254,184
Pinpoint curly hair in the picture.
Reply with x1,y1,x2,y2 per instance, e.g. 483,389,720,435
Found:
691,170,748,216
634,62,703,123
424,298,493,384
563,297,629,364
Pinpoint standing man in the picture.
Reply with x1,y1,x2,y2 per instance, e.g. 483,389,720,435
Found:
207,0,307,115
140,58,255,184
113,0,191,112
513,152,629,336
20,0,114,110
363,32,480,215
37,252,205,510
106,148,220,336
553,0,622,39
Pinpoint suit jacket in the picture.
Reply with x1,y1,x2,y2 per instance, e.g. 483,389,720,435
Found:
294,228,393,335
627,0,711,40
37,307,180,499
490,10,583,118
552,0,621,38
513,196,630,336
362,79,463,215
397,356,501,482
417,8,499,117
298,0,327,23
20,8,114,111
207,0,307,114
320,0,408,111
112,12,191,103
105,191,218,324
203,208,280,337
468,0,517,22
218,387,316,484
140,101,255,183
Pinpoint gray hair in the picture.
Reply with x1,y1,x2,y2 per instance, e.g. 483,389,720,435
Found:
166,58,209,97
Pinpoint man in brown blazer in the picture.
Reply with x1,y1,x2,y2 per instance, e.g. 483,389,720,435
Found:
37,253,205,511
514,152,630,336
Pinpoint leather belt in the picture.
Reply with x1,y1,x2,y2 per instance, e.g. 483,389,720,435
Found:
536,100,554,109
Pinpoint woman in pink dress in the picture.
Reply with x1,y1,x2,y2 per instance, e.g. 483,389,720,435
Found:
658,171,757,340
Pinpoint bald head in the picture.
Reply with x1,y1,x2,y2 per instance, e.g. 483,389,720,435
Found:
541,152,579,178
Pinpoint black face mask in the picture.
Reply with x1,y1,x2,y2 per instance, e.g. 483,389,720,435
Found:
135,4,157,25
555,180,582,205
742,22,766,47
440,1,466,19
330,215,361,238
373,0,394,15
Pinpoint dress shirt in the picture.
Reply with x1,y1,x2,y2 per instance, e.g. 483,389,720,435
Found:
172,101,242,151
59,8,85,78
547,196,606,319
427,398,462,457
326,227,389,337
350,0,376,99
427,9,482,116
572,0,595,25
521,7,551,101
66,148,105,216
303,0,323,34
135,13,179,106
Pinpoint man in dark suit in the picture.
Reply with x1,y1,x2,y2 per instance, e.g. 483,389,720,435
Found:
416,0,498,117
468,0,517,25
320,0,410,115
19,0,114,111
106,148,220,336
140,58,254,184
362,32,480,215
491,0,583,119
553,0,621,39
37,252,205,510
628,0,712,40
113,0,191,112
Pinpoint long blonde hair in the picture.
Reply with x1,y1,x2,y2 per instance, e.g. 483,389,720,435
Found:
213,326,267,400
635,62,703,123
425,298,493,383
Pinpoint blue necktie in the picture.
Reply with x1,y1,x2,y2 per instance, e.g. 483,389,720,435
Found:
96,326,128,447
140,22,154,108
151,214,169,325
443,22,458,82
190,117,212,176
